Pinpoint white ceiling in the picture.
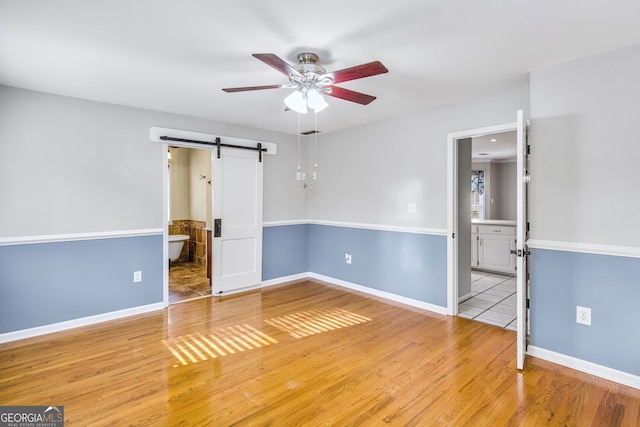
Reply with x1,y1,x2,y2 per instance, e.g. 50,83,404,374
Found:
1,1,640,135
472,131,516,160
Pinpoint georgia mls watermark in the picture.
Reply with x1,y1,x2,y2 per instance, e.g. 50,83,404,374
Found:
0,406,64,427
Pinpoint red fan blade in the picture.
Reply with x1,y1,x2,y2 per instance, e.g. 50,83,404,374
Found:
326,61,388,84
253,53,303,78
222,85,282,93
325,86,377,105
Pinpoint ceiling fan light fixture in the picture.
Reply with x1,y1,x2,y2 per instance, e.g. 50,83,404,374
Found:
222,53,388,110
284,90,307,114
308,89,328,112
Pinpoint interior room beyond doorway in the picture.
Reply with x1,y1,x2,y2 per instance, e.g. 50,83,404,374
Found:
460,130,517,327
168,146,212,304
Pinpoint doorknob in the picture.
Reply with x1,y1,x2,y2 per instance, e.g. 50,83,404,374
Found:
214,218,221,237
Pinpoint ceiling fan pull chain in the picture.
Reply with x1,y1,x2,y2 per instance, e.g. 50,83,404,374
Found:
314,112,319,178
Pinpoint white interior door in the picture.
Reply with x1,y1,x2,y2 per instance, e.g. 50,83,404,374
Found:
212,147,263,294
516,109,529,370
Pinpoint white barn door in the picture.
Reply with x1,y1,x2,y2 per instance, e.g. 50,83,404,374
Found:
212,147,263,294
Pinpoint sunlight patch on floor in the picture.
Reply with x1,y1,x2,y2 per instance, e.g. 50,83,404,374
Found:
164,324,278,366
264,308,372,339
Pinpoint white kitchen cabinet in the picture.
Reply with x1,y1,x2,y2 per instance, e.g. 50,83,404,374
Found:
471,223,516,274
471,227,478,267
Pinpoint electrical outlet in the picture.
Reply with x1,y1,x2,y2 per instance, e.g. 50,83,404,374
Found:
576,306,591,325
345,253,352,264
408,203,418,214
133,270,142,283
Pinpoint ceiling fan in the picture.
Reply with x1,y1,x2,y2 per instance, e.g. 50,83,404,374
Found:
222,53,388,113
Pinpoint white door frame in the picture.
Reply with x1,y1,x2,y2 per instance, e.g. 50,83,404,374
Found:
446,121,517,316
447,114,529,369
515,110,529,370
163,145,170,307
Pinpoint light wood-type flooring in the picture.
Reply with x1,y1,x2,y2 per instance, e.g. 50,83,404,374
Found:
1,279,638,425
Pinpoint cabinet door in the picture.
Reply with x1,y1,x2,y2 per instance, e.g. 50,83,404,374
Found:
479,235,516,273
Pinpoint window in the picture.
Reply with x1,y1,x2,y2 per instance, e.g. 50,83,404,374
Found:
471,170,484,220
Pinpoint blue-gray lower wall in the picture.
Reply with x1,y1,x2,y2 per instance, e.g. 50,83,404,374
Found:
0,235,163,334
530,249,640,376
308,224,447,307
262,224,309,281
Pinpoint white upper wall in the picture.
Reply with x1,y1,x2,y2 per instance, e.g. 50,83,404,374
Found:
0,85,305,238
188,148,212,223
530,43,640,247
308,87,530,230
169,147,190,220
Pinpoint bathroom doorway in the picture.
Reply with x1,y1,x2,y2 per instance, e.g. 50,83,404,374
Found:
167,146,213,304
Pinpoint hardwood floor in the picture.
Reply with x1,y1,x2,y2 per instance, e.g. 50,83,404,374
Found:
1,279,638,426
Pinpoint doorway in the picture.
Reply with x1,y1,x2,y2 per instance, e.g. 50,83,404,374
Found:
446,111,529,369
154,126,271,307
167,145,213,304
458,131,517,329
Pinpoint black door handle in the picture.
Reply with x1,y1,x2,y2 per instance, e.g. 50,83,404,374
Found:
214,218,221,237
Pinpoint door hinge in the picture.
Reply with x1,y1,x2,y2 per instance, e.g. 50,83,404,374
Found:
513,249,532,257
527,144,531,155
452,233,455,239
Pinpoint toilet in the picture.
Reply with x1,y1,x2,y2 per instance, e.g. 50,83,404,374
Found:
168,234,190,262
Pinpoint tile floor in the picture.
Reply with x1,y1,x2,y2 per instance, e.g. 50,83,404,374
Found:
458,271,517,330
169,261,211,303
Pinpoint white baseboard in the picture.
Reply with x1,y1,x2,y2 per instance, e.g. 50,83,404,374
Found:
309,273,448,316
261,273,310,287
0,302,165,344
210,274,311,298
527,345,639,389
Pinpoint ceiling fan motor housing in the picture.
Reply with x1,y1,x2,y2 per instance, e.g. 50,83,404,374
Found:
291,53,332,91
